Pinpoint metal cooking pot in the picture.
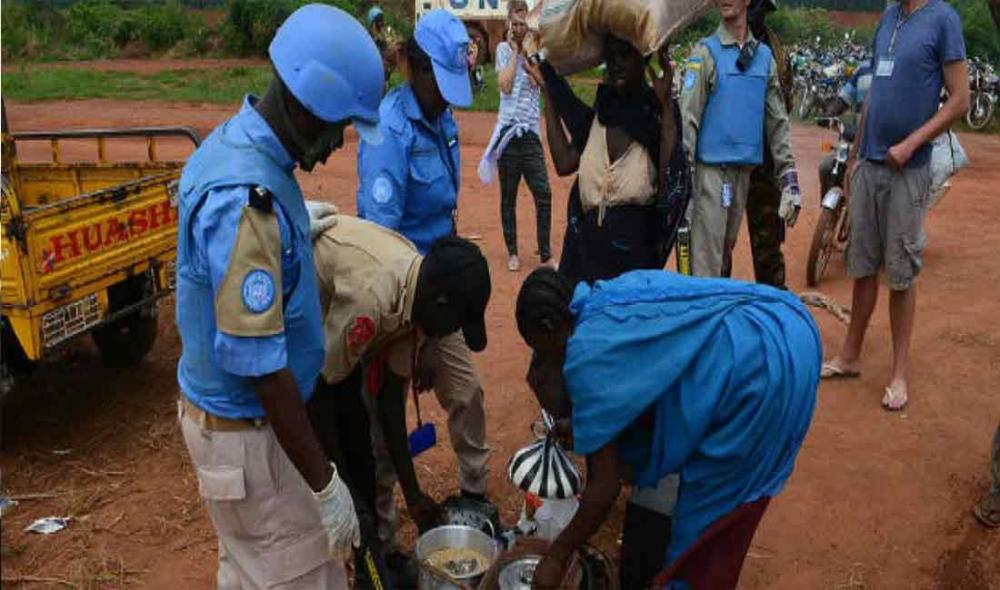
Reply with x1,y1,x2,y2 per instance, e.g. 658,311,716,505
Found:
492,545,616,590
498,556,540,590
415,524,500,590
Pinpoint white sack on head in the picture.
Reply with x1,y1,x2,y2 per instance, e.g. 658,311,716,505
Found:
537,0,714,75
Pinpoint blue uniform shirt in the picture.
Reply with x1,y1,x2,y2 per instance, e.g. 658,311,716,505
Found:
357,84,461,254
860,0,965,168
190,99,300,378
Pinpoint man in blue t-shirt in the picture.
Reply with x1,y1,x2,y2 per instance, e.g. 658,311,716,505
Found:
821,0,969,412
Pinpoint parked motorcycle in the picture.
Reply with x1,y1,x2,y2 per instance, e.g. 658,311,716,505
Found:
806,116,855,287
966,58,997,130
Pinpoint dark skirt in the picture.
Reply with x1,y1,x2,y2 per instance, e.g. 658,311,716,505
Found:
558,182,663,286
653,497,771,590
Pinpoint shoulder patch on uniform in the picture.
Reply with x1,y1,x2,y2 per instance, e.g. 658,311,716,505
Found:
241,269,276,313
348,316,377,354
372,175,394,205
215,205,284,337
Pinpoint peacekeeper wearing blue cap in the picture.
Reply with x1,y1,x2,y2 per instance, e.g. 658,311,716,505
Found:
356,8,493,560
174,5,383,587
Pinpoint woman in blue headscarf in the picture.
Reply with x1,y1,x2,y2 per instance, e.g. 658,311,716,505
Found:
515,268,820,589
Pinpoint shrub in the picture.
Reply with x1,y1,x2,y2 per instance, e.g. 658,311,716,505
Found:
224,0,360,56
137,2,192,51
953,0,1000,63
66,0,123,54
766,8,838,47
1,0,69,59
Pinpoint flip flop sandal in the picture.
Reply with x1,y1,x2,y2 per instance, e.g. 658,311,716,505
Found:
820,361,861,379
881,386,908,412
973,499,1000,528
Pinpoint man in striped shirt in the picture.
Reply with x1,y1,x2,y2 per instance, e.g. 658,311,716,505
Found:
493,0,552,272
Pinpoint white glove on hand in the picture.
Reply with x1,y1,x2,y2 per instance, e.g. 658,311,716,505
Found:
306,200,339,241
778,170,802,227
313,463,360,561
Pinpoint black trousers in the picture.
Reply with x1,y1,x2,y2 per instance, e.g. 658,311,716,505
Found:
498,132,552,261
620,502,673,589
308,368,388,587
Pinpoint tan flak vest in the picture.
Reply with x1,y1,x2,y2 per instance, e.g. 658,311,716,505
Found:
577,118,658,226
313,215,422,383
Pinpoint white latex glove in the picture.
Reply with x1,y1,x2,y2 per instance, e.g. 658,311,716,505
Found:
778,170,802,227
306,200,339,241
313,463,360,561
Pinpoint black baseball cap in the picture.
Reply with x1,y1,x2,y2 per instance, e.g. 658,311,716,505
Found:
423,236,491,351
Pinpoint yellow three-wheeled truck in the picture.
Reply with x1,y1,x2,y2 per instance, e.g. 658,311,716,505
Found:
0,102,199,398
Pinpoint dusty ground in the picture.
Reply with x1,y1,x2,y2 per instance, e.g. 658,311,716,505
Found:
2,98,999,590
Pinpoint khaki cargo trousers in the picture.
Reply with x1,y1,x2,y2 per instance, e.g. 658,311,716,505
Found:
688,163,755,278
178,398,349,589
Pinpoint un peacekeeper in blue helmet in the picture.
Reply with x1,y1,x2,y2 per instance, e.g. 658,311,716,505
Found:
174,4,384,587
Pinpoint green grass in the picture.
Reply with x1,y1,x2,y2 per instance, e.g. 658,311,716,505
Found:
2,64,598,113
2,65,272,103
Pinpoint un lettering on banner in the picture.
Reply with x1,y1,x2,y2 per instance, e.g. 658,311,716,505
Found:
534,0,713,75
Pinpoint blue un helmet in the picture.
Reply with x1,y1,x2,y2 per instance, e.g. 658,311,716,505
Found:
414,9,472,108
270,4,383,143
367,6,384,26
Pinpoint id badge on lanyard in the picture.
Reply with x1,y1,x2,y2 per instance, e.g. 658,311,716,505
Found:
876,58,894,78
879,5,916,79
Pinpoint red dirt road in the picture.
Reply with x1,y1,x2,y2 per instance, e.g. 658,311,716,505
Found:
2,99,998,589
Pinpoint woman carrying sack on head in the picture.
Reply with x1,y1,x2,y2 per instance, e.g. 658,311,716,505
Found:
522,36,690,287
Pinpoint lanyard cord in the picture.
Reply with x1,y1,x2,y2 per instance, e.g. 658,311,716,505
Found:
410,332,423,427
888,1,926,56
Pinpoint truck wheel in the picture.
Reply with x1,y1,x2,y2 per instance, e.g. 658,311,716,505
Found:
91,272,160,367
92,309,158,367
1,353,13,403
1,318,32,402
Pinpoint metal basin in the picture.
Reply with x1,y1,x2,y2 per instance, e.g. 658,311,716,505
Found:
416,524,500,590
498,556,541,590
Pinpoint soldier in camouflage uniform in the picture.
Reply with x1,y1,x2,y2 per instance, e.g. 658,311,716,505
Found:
974,423,1000,528
721,0,793,287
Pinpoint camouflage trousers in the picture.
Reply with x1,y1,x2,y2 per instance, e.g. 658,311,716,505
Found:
978,422,1000,524
988,422,1000,497
721,159,786,288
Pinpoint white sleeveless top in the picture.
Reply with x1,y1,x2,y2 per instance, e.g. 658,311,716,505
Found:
577,118,657,225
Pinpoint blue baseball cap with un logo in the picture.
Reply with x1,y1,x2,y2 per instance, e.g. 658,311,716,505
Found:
414,9,472,108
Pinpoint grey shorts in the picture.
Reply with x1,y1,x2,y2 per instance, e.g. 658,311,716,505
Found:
846,160,932,290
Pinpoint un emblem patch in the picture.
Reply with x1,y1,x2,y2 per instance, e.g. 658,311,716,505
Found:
242,269,275,313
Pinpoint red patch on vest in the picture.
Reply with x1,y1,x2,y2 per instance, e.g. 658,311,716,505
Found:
348,316,376,354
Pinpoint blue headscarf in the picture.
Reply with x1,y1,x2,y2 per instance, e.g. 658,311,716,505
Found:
564,270,820,559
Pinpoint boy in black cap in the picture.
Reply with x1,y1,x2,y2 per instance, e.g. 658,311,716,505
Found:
306,213,490,586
